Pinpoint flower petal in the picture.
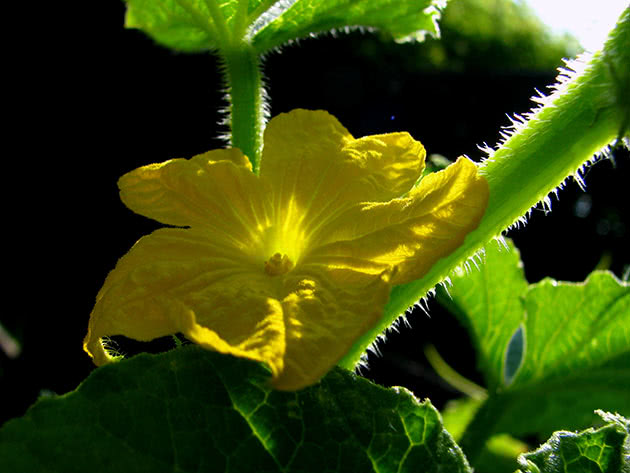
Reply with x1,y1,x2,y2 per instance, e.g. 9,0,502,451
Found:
259,110,426,246
308,157,489,285
119,148,271,255
83,227,286,376
84,226,391,390
175,276,287,381
272,268,392,390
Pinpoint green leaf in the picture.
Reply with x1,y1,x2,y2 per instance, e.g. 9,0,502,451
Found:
122,0,267,52
252,0,444,54
448,241,630,464
121,0,445,54
0,346,471,473
123,0,221,52
446,241,630,435
514,273,629,390
493,271,630,438
516,411,630,473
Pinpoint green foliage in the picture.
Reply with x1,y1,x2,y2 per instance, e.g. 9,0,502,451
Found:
251,0,443,53
0,346,471,473
440,240,630,415
444,239,630,464
516,411,630,473
122,0,443,54
124,0,226,52
3,3,629,472
435,0,580,70
347,0,577,74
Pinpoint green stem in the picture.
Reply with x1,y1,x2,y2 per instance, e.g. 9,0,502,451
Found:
222,43,266,173
205,0,266,172
340,7,629,369
424,345,487,401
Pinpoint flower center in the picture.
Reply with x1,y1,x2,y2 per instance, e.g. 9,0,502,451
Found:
264,253,294,276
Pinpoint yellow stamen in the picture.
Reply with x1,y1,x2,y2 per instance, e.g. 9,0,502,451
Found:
264,253,294,276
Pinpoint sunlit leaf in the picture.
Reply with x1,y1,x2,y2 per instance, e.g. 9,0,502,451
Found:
122,0,220,52
443,240,630,441
496,270,630,437
122,0,267,52
516,411,630,473
252,0,445,53
119,0,445,54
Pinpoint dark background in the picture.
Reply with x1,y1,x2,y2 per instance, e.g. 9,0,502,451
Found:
3,0,628,424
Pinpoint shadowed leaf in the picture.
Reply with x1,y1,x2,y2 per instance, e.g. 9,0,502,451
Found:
0,346,471,473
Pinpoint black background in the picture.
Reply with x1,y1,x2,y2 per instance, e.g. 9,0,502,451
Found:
3,2,628,425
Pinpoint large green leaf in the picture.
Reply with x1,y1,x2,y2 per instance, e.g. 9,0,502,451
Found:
0,346,471,473
446,240,630,461
252,0,444,53
120,0,444,54
516,411,630,473
493,270,630,437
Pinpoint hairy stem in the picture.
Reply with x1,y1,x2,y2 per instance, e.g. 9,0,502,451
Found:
222,43,266,172
208,0,266,171
340,8,629,371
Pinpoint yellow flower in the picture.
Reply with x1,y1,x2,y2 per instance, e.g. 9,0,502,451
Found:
84,109,488,390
